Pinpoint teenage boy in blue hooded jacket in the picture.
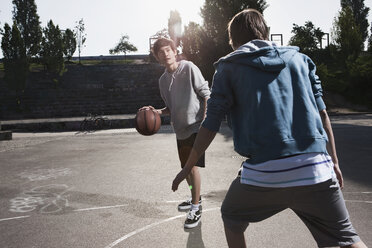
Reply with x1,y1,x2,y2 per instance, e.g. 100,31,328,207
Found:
171,9,366,248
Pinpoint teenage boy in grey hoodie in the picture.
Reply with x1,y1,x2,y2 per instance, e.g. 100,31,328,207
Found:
171,9,366,248
141,38,210,229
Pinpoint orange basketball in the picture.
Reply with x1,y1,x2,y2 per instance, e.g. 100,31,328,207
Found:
135,108,161,136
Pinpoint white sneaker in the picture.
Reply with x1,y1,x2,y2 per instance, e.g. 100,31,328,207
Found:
184,209,201,229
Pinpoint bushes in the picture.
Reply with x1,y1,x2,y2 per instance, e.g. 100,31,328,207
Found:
314,50,372,108
348,55,372,106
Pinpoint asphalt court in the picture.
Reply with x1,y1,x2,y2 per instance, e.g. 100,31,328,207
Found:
0,115,371,247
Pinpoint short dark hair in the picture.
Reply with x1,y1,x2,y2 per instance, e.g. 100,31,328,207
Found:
152,38,177,58
228,9,269,49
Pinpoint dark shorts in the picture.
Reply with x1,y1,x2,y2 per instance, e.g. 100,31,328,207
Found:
176,133,205,168
221,177,361,247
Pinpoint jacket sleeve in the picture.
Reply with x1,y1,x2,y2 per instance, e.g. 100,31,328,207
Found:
308,58,326,111
190,63,211,98
202,63,234,132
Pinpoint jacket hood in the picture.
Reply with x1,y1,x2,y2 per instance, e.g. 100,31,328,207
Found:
215,40,300,72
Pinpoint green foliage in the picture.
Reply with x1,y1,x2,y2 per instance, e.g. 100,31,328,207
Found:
40,20,65,77
288,21,324,55
315,62,349,94
348,55,372,106
75,18,87,64
109,35,137,56
201,0,267,41
317,5,368,106
181,21,216,81
368,22,372,52
182,22,203,65
183,0,268,81
332,6,363,61
0,0,42,107
168,10,182,47
63,28,77,61
152,28,170,39
1,22,28,93
341,0,370,45
12,0,42,58
315,47,372,108
201,0,267,58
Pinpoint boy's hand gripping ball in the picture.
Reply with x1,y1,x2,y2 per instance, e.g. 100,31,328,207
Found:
135,108,161,136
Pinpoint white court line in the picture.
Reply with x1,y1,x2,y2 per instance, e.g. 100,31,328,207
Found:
0,215,30,222
165,200,184,203
344,192,372,194
345,200,372,204
73,204,128,212
104,207,221,248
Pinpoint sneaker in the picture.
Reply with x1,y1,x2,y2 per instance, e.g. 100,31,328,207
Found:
184,209,202,229
177,197,202,211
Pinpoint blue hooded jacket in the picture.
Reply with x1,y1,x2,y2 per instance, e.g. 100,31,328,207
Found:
202,40,328,164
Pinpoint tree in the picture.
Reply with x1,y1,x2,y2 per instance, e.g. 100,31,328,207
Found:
40,20,65,78
152,28,170,39
201,0,267,42
288,21,324,55
63,28,76,62
368,22,372,52
12,0,42,58
181,21,215,77
75,18,86,64
198,0,268,80
348,55,372,106
168,10,182,47
182,22,203,64
1,22,28,104
332,6,363,60
341,0,370,46
109,35,137,59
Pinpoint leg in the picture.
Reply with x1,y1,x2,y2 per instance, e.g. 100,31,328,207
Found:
291,178,364,247
177,134,202,205
340,241,368,248
224,224,246,248
221,177,287,248
186,166,201,205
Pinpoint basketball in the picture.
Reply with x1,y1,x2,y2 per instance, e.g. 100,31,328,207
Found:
135,108,161,136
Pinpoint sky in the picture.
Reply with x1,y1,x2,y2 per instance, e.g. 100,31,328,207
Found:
0,0,372,58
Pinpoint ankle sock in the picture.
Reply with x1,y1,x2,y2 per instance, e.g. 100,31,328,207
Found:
191,203,200,211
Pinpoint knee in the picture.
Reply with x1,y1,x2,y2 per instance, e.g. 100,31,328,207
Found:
189,166,199,175
222,214,249,233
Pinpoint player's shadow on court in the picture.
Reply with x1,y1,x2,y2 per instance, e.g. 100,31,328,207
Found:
184,222,205,248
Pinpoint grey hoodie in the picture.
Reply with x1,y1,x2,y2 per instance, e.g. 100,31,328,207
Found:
159,60,211,139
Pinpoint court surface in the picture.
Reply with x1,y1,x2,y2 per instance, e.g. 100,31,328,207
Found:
1,115,371,247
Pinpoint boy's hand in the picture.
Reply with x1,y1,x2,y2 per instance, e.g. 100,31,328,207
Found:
138,106,163,115
138,106,155,111
172,168,189,192
333,163,344,189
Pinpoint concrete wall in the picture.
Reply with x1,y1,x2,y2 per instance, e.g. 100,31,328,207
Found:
0,63,165,120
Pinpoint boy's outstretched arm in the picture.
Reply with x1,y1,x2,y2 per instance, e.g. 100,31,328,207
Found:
319,109,344,188
172,126,217,191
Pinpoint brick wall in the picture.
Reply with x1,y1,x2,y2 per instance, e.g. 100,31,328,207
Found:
0,63,165,120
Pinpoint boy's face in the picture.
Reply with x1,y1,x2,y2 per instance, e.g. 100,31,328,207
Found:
156,45,177,66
